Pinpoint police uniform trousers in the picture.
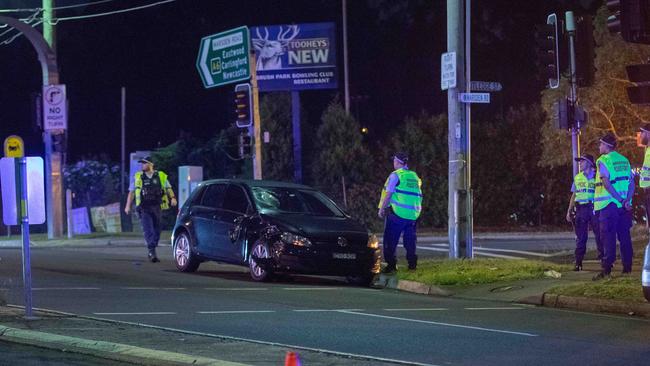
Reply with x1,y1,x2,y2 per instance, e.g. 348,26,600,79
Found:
574,203,602,265
598,202,633,274
383,211,418,268
138,204,162,250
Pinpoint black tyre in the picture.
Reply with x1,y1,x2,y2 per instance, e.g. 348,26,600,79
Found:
249,240,273,282
173,232,201,272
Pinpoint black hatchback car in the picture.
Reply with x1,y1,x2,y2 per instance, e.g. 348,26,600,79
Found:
171,179,381,285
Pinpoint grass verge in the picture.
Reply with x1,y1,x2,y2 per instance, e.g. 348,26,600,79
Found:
397,258,571,286
547,277,647,304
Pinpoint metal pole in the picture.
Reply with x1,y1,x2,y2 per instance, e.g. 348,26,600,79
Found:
447,0,467,259
291,91,302,183
43,0,63,239
342,0,350,114
464,0,473,258
566,11,580,177
121,87,126,197
250,53,263,180
66,189,72,239
18,158,34,318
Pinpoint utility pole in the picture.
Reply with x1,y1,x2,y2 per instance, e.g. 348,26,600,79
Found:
566,11,580,177
43,0,64,238
249,53,262,180
447,0,472,259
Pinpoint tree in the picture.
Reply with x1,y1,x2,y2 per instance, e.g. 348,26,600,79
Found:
260,93,293,181
311,99,371,203
541,6,650,167
64,160,121,208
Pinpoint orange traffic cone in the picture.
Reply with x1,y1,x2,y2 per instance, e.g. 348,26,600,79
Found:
284,351,301,366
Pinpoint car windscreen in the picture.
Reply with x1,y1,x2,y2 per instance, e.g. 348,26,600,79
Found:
251,187,345,217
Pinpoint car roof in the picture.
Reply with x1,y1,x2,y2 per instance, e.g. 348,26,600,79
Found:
199,179,315,190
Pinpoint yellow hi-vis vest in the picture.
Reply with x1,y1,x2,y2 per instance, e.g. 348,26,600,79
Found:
640,147,650,188
595,151,631,211
574,172,595,204
134,170,170,210
378,168,423,220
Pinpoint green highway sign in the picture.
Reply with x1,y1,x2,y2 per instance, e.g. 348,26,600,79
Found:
196,26,250,88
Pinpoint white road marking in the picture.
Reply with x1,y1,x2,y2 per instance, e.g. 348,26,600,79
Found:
121,287,186,290
203,287,268,291
417,246,524,260
32,287,101,290
473,247,554,258
282,287,338,290
197,310,275,314
293,309,364,312
464,307,527,310
93,312,176,315
384,308,449,311
338,310,538,337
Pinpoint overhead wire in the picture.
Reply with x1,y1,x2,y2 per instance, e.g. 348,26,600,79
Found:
44,0,176,24
0,0,117,13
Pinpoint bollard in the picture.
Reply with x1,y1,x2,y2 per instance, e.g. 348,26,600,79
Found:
641,244,650,301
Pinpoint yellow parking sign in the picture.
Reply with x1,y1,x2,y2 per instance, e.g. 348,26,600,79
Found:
4,135,24,158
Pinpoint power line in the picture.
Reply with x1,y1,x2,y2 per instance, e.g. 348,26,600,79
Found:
44,0,176,24
0,0,117,13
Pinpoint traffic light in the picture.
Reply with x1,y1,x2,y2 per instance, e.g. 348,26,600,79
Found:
234,83,252,128
553,97,570,129
607,0,650,44
238,133,252,158
626,64,650,104
537,13,561,89
576,15,596,87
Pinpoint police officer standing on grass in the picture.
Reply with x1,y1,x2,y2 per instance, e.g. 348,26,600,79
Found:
378,152,423,273
124,156,177,262
593,133,635,280
638,123,650,226
566,153,602,271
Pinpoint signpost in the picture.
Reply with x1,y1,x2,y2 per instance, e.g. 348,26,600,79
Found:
469,81,502,92
459,92,490,103
43,84,67,131
441,52,457,90
196,26,250,88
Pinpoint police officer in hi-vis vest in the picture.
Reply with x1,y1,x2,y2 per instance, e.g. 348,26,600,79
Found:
565,153,602,271
378,152,423,273
593,134,635,280
125,157,177,262
638,123,650,224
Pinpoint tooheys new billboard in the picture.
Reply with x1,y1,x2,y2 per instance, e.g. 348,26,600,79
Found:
251,22,337,91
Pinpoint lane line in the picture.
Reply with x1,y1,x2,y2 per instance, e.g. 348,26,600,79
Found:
338,311,538,337
197,310,275,314
121,287,186,290
203,288,268,291
282,287,338,291
384,308,449,312
417,247,524,260
472,248,554,258
464,307,527,311
93,312,176,315
293,309,364,312
32,287,101,290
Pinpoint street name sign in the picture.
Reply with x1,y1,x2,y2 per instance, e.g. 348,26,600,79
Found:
441,52,457,90
459,93,490,103
469,81,502,92
196,26,251,88
43,84,67,131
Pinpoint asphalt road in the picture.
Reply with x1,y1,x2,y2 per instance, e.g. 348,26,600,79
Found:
1,243,647,366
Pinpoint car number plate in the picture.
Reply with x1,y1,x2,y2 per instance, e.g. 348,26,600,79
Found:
332,253,356,260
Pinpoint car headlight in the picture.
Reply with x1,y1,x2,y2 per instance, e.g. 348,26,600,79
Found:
367,233,379,249
281,232,312,247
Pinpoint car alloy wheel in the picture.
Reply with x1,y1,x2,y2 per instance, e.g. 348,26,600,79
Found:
249,240,273,282
174,232,200,272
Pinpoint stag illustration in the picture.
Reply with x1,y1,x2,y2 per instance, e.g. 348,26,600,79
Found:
252,25,300,70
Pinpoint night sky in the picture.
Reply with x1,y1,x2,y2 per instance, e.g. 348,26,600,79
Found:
0,0,600,162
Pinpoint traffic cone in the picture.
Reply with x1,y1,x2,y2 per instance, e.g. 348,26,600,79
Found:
284,351,301,366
